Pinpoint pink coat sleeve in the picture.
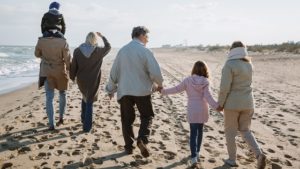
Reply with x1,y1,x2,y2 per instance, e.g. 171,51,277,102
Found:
203,84,219,109
161,79,186,95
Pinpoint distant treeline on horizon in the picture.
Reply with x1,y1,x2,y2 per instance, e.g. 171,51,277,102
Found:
161,41,300,54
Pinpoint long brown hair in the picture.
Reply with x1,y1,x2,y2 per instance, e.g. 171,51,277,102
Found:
230,41,251,62
191,61,209,78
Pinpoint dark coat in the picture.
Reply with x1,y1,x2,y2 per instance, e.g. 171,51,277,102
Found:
70,37,111,102
41,10,66,34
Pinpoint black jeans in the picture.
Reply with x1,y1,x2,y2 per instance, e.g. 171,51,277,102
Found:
119,95,154,150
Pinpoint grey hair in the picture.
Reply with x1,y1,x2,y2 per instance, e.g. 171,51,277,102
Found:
131,26,149,39
85,32,98,46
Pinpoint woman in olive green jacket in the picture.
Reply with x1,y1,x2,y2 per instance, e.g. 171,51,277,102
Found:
218,41,266,169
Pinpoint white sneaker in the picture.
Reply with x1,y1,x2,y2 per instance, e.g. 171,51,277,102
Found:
223,159,238,167
196,153,200,161
257,154,266,169
191,157,198,165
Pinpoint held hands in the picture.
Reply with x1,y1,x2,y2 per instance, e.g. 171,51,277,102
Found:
156,86,163,93
152,85,163,93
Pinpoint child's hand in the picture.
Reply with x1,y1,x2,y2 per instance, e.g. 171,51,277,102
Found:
216,105,223,112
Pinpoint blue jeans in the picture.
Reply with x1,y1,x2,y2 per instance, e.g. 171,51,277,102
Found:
81,100,93,132
190,123,204,158
45,80,66,127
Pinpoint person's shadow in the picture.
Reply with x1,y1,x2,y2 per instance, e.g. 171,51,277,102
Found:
0,125,84,153
62,151,127,169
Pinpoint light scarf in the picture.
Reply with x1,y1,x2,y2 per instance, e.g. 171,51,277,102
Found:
227,47,249,60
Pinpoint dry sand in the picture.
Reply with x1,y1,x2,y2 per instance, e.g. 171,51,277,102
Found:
0,48,299,169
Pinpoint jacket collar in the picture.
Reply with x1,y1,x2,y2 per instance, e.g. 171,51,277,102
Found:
227,47,248,60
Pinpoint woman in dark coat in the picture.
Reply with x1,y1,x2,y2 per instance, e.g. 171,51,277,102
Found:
70,32,111,132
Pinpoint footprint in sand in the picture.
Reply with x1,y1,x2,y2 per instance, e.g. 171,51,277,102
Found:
53,161,61,167
158,141,167,150
18,146,31,154
2,162,13,169
208,158,216,163
285,160,293,166
276,145,284,150
267,148,275,153
151,146,159,151
40,162,48,166
54,150,63,156
271,163,283,169
72,149,81,156
287,128,295,132
163,151,177,160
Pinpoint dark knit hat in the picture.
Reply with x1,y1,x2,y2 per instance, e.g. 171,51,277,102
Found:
49,2,60,10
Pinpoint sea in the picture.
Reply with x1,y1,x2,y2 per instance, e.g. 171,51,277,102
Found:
0,46,39,95
0,46,117,95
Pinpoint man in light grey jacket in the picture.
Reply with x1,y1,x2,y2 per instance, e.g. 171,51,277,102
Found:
106,26,163,157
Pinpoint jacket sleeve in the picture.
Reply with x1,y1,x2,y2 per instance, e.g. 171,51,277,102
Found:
161,79,186,95
218,62,233,107
61,14,66,35
145,51,163,86
100,36,111,57
203,83,219,109
105,54,119,94
69,50,78,81
34,39,42,58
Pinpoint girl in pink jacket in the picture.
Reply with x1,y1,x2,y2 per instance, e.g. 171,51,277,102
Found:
160,61,220,167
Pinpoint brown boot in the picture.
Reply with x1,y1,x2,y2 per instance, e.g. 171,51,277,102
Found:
137,140,150,158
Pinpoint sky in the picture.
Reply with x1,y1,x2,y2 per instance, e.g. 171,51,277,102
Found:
0,0,299,48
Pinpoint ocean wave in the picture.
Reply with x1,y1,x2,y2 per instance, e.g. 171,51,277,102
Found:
0,52,9,57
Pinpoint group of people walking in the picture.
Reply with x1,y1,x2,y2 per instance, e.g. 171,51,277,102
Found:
34,2,266,168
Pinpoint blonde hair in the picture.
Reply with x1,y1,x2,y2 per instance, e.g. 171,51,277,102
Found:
85,32,98,46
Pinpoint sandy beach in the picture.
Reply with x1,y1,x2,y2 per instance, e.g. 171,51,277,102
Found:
0,48,299,169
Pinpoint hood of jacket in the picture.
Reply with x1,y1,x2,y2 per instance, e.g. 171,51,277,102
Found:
79,43,96,58
189,75,209,91
227,47,249,60
48,9,61,15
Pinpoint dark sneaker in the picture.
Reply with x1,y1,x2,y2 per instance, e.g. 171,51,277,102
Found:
137,140,150,158
56,118,64,126
49,126,55,131
125,148,133,155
